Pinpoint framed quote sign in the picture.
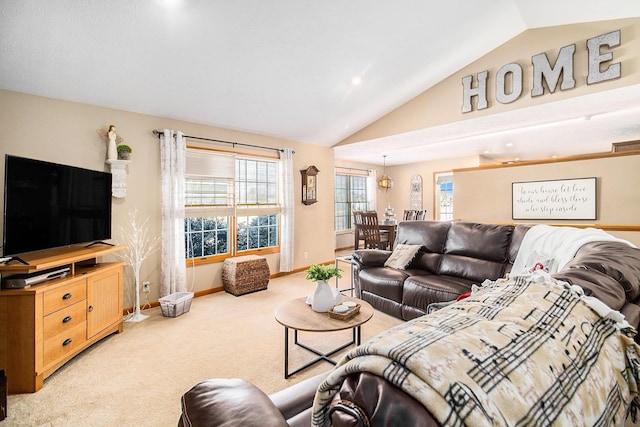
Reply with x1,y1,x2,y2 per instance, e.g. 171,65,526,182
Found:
512,177,597,220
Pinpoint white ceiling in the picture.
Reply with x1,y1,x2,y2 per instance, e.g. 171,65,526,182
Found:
1,1,639,166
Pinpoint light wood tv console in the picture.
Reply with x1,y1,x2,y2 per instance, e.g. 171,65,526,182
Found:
0,244,125,393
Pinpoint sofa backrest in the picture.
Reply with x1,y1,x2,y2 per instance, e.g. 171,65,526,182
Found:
395,221,530,281
506,224,531,273
554,241,640,305
395,221,451,274
439,222,516,282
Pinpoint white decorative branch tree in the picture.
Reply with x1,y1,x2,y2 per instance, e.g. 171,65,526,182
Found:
119,209,161,322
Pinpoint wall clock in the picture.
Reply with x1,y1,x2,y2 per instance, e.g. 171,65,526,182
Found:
301,165,319,205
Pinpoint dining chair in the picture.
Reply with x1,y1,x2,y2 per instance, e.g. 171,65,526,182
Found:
359,211,390,250
353,211,365,249
403,209,427,221
414,210,426,220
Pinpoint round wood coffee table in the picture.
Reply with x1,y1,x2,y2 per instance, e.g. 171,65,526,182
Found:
274,296,373,378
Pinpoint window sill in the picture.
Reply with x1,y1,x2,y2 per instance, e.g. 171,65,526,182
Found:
335,229,355,236
185,246,280,266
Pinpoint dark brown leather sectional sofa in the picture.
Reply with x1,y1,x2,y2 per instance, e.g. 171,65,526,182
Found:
178,221,640,427
354,221,530,320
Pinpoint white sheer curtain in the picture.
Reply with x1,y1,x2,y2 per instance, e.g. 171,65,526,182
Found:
159,129,187,297
279,148,294,272
367,169,377,211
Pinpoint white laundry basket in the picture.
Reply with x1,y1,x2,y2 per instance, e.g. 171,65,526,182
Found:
159,292,194,317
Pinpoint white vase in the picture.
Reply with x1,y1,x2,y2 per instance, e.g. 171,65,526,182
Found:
311,280,335,312
332,288,343,305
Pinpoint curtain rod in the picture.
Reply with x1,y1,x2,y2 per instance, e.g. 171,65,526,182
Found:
152,129,293,154
335,166,371,172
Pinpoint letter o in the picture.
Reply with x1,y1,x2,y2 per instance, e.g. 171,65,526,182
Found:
496,63,523,104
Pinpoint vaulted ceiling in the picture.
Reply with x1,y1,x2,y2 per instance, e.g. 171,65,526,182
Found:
1,1,639,165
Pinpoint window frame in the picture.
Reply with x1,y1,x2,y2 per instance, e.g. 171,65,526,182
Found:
184,147,281,265
335,171,369,231
434,171,454,221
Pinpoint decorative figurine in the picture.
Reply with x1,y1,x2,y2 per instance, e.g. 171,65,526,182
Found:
107,124,118,161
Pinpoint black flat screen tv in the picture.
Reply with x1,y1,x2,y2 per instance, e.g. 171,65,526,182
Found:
3,155,112,256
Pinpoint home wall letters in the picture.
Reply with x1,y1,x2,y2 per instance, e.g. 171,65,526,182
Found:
462,30,621,113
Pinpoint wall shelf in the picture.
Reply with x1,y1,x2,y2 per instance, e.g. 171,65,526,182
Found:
106,159,131,198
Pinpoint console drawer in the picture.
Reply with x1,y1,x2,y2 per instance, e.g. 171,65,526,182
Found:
43,280,86,315
43,300,87,338
43,322,87,368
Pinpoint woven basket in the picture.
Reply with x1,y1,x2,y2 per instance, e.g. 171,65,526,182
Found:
328,303,361,321
222,255,270,296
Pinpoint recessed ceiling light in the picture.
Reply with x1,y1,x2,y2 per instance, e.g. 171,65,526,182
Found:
506,143,513,147
483,150,491,154
159,0,181,8
351,76,362,86
514,157,520,161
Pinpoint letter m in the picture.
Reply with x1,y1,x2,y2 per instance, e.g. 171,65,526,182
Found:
531,44,576,97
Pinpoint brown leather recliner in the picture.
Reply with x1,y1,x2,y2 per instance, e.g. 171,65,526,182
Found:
178,373,325,427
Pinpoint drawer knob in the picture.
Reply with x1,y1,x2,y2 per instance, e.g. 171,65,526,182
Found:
62,293,72,300
62,316,72,323
62,338,72,346
88,305,94,312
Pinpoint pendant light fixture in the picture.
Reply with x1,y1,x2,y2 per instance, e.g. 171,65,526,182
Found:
376,155,394,192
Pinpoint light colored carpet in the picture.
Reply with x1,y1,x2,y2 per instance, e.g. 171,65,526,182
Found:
6,271,403,426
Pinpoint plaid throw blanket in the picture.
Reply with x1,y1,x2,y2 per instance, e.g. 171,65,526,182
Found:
312,274,640,426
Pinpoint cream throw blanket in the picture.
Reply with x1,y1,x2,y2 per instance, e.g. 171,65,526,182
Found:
312,274,640,426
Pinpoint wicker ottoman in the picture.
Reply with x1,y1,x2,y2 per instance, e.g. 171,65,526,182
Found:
222,255,270,296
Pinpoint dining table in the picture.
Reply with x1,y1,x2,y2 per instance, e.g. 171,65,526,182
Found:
353,223,397,250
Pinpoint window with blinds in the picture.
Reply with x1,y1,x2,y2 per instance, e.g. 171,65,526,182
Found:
335,170,369,231
184,149,280,261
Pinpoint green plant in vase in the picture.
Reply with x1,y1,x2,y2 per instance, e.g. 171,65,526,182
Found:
305,264,342,282
117,144,133,160
305,264,342,312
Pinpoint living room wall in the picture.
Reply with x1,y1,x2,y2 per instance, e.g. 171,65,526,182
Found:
338,17,640,145
0,89,337,308
453,152,640,246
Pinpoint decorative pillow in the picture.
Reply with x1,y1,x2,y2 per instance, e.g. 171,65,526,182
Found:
524,251,556,274
384,244,422,270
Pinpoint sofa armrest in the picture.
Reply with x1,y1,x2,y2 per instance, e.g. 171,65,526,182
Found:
352,249,393,267
269,373,326,424
179,378,288,427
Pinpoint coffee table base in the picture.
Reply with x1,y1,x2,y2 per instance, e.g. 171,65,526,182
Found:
283,326,362,379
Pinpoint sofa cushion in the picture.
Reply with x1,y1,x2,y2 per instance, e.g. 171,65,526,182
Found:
438,255,506,283
395,220,450,252
403,275,474,311
384,244,422,270
407,252,442,274
444,222,514,262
